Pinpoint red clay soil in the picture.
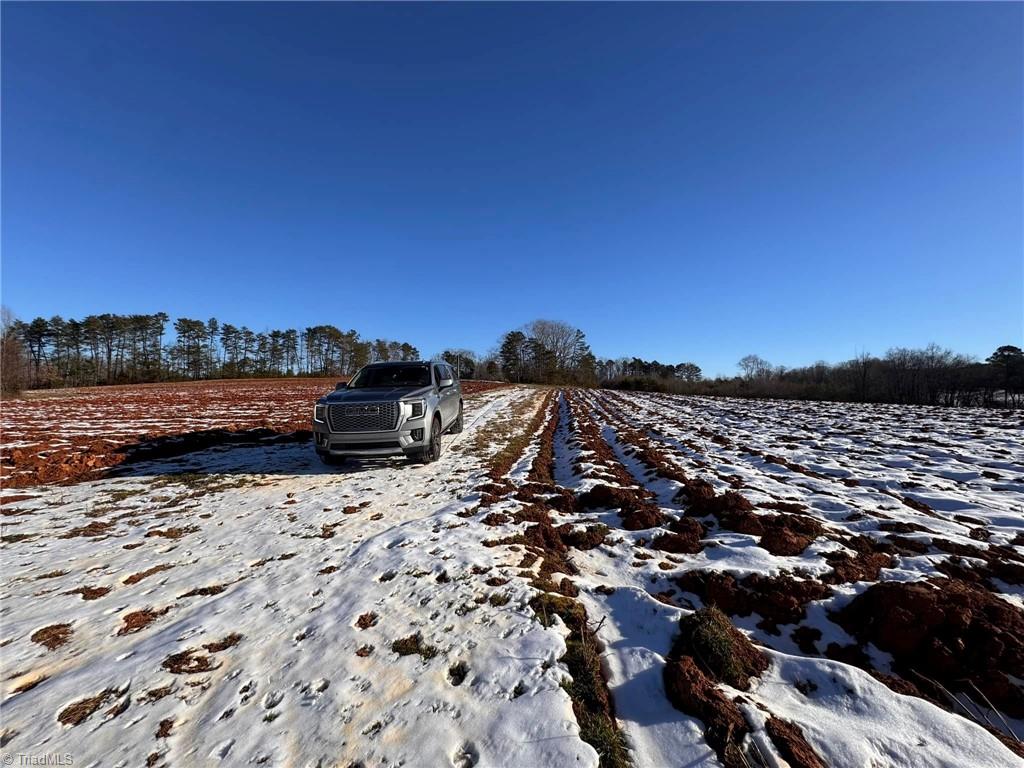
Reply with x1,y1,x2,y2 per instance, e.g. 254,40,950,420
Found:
652,518,704,554
674,477,828,556
555,523,609,551
527,393,561,486
833,578,1024,719
583,408,823,556
577,483,666,530
821,535,896,585
484,390,556,484
676,570,832,634
566,391,644,489
663,607,770,768
2,378,507,487
765,717,827,768
663,656,750,768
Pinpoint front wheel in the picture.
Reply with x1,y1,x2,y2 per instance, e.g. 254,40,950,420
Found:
449,402,464,434
419,416,443,463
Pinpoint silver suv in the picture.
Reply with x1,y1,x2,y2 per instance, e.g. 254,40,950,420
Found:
313,361,463,465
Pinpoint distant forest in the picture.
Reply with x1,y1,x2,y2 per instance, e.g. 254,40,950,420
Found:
482,320,1022,408
1,310,1020,408
2,312,419,390
605,346,1024,409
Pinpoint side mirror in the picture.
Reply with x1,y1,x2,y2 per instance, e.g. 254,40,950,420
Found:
439,377,454,389
335,382,347,390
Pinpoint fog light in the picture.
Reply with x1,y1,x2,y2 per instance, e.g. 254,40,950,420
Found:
411,428,424,441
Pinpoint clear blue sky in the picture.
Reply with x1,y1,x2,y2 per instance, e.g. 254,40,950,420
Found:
2,2,1021,376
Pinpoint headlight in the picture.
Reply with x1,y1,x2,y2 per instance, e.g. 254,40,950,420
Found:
408,400,424,419
314,404,326,422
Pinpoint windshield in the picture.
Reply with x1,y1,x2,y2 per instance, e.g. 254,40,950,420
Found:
348,364,431,389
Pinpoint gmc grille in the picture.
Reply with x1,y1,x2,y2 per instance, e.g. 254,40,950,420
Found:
327,402,399,433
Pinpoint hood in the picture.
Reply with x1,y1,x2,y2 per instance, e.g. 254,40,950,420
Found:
323,385,432,404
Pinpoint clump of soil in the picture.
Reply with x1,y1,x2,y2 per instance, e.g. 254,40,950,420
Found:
481,512,510,527
57,688,118,726
65,585,112,600
676,570,831,633
681,480,824,557
652,518,704,554
62,520,114,539
791,626,823,654
765,716,826,768
555,523,609,551
760,527,814,556
761,500,808,514
448,661,469,686
931,540,1024,589
162,649,218,675
577,484,666,530
676,480,753,520
118,607,171,635
391,633,438,660
821,536,895,584
178,584,227,599
514,482,578,515
833,579,1024,718
35,570,68,580
662,607,782,767
30,623,73,650
672,607,768,690
202,633,243,653
355,612,378,630
355,644,374,657
155,718,174,739
139,685,175,704
145,525,199,540
663,655,749,767
123,564,174,585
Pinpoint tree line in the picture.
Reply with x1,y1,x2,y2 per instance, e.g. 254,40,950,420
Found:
2,311,419,390
3,308,1019,408
443,323,1022,409
605,345,1024,408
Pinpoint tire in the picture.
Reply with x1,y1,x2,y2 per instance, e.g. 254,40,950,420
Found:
318,452,346,467
420,416,443,463
449,401,464,434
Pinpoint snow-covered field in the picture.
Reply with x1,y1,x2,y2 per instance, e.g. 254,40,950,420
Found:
2,387,1022,768
0,378,506,486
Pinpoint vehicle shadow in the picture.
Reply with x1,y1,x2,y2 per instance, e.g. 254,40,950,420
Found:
107,427,415,479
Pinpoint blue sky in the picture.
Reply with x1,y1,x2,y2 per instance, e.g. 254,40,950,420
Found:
2,2,1021,376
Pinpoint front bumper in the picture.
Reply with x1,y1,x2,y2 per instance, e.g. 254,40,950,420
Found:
313,423,427,458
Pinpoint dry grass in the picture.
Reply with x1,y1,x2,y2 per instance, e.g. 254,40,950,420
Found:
30,623,73,650
531,594,631,768
57,688,117,726
123,564,174,585
391,633,438,660
118,607,171,636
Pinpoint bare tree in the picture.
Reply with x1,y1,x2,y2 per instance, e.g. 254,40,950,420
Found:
525,320,581,371
738,354,772,381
